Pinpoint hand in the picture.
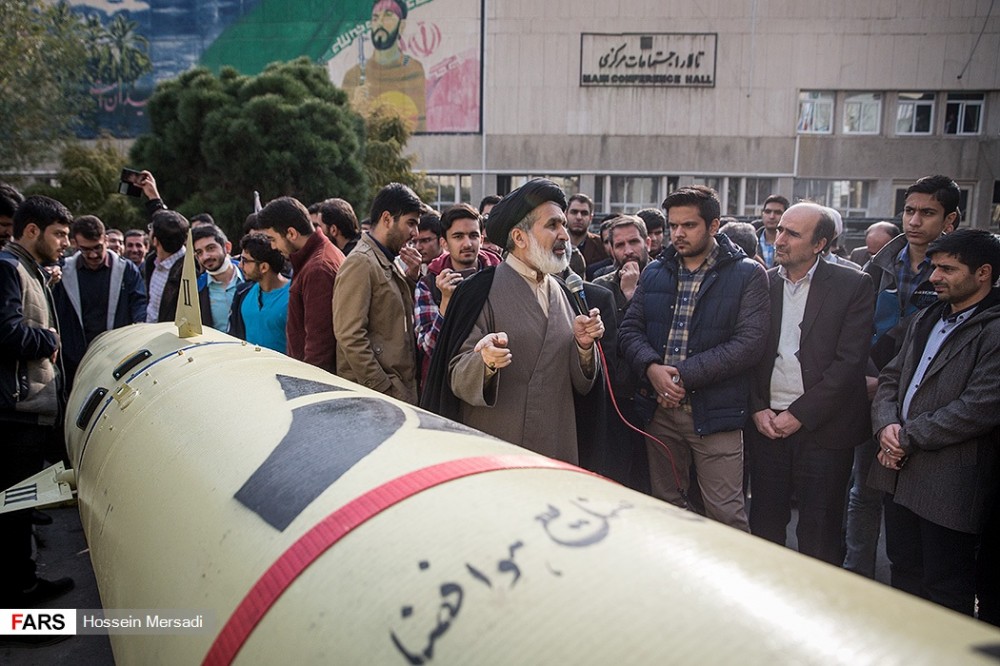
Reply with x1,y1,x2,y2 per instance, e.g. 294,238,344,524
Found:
436,268,463,299
646,363,685,408
771,410,802,438
866,375,879,401
572,308,604,350
878,423,906,468
139,170,161,201
398,245,422,281
48,327,59,364
43,264,62,286
752,409,781,439
619,261,640,300
474,332,511,371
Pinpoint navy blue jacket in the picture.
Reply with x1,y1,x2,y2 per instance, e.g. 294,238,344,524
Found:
618,234,770,435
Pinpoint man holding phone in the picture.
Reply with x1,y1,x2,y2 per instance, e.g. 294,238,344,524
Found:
414,203,500,387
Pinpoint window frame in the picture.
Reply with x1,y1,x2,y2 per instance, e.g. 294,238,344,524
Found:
842,92,882,135
797,91,835,135
896,92,936,136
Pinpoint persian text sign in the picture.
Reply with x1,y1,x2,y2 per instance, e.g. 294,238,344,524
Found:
580,33,717,87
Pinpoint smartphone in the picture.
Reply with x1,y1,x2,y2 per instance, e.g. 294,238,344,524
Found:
118,168,143,197
457,268,478,279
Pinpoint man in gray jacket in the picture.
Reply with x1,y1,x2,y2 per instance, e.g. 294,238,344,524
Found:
870,229,1000,618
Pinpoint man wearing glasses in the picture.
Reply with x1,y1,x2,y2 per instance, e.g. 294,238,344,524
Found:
229,232,291,354
54,215,146,389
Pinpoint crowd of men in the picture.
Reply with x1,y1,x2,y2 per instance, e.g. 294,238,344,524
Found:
1,172,997,632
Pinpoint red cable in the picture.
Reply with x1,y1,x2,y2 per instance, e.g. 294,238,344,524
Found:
202,454,588,666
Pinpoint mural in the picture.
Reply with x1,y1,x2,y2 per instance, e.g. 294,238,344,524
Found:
69,0,482,137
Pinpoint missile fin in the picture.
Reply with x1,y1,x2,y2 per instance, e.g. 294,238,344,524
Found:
175,228,203,338
0,462,76,514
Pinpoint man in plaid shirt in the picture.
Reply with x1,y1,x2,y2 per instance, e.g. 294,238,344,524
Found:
620,186,769,530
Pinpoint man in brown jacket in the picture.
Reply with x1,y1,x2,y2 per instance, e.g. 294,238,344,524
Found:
333,183,423,403
260,197,345,373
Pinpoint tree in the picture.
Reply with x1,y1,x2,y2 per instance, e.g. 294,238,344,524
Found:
130,57,369,241
362,102,433,213
25,138,145,231
0,1,92,173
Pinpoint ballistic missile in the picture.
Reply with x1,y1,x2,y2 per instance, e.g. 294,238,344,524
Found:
4,234,1000,663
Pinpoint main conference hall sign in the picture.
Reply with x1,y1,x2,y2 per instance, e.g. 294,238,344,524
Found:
580,33,717,87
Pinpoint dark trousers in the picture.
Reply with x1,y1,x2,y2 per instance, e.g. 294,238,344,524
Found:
0,422,52,599
978,493,1000,626
747,426,854,565
883,498,979,617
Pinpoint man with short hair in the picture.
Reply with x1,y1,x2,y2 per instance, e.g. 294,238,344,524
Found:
144,210,191,323
719,219,762,264
0,195,75,607
566,193,607,272
594,215,650,323
104,228,124,256
747,203,874,564
230,232,291,353
850,221,899,267
844,174,960,578
190,213,215,228
54,215,147,388
314,198,362,256
422,179,604,464
192,224,243,333
123,229,148,266
414,209,444,268
414,203,500,386
479,194,501,217
334,183,424,403
620,186,769,530
869,228,1000,617
637,207,666,260
259,196,345,373
758,194,790,268
0,182,24,249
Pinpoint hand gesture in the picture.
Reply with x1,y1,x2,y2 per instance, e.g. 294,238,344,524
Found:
573,308,604,350
475,332,511,371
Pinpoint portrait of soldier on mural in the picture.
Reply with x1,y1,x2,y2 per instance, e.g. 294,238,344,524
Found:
342,0,427,132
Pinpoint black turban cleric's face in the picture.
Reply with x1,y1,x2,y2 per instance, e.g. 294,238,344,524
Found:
371,9,402,51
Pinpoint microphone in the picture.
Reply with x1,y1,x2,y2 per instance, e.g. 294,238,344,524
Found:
564,272,589,316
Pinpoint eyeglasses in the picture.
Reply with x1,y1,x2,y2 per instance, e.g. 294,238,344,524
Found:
77,245,105,256
239,256,258,264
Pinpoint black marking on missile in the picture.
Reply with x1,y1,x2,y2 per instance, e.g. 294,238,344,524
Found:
416,412,493,437
235,397,405,530
3,484,38,505
76,387,109,430
276,374,349,400
113,349,152,380
972,643,1000,658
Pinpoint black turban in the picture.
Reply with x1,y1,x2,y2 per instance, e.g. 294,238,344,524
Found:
485,178,567,248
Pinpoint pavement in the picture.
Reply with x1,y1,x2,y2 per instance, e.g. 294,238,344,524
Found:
0,501,892,665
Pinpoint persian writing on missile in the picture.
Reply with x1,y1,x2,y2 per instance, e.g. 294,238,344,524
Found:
389,497,633,664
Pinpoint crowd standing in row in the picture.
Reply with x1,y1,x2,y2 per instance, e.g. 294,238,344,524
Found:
1,172,997,629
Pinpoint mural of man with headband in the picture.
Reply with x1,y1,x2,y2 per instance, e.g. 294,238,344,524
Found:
342,0,427,132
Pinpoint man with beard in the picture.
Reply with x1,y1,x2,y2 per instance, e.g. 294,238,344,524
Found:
620,186,769,530
342,0,426,131
0,195,75,608
229,233,291,354
0,183,24,250
193,224,243,333
757,195,789,268
636,207,666,260
334,183,424,404
421,179,604,464
594,215,650,323
566,193,607,274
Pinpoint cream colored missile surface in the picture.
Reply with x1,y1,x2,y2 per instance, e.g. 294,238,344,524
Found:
64,323,1000,665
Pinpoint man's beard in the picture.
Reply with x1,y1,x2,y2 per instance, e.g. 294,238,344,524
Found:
524,234,569,275
372,25,399,51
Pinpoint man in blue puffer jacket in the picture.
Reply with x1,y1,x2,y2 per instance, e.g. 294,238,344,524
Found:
620,185,769,530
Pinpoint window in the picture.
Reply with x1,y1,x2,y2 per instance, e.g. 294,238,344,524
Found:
793,179,872,217
797,91,834,134
944,93,984,135
896,92,935,135
499,175,579,198
595,176,662,214
424,174,472,210
843,92,881,134
743,178,777,216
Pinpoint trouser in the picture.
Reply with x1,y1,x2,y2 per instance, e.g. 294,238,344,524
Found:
645,407,748,531
843,437,883,577
976,492,1000,626
883,498,978,617
746,426,854,565
0,422,52,600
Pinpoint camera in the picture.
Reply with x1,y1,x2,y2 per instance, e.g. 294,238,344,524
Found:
118,168,143,197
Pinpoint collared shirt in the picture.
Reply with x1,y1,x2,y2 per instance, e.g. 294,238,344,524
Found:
759,229,776,268
769,258,820,409
902,305,978,418
894,244,933,313
207,264,243,332
414,278,444,357
146,247,184,323
506,253,551,316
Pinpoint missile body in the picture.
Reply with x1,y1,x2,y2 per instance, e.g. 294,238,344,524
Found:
65,323,1000,665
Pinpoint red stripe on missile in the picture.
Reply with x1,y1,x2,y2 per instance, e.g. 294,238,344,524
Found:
203,455,589,665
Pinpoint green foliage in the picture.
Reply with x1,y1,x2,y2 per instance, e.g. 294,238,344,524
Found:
0,1,91,173
362,103,433,213
25,138,144,231
130,58,369,240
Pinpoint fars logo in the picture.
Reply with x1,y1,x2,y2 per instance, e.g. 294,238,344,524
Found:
0,609,76,635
